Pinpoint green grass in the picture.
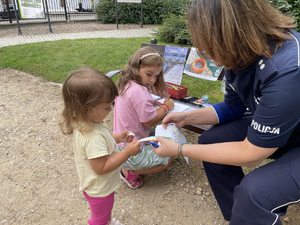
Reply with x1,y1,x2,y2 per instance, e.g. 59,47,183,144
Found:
0,38,147,82
0,38,223,103
182,76,223,103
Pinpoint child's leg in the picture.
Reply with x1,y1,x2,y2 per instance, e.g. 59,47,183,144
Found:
122,157,173,176
120,145,174,188
134,157,173,175
83,192,114,225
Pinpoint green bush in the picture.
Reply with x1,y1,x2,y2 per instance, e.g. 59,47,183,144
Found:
157,14,191,45
157,0,300,45
95,0,189,24
269,0,300,30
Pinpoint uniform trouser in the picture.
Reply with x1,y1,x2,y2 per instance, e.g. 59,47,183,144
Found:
198,117,300,225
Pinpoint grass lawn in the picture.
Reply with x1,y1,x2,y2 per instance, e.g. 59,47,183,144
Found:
0,38,223,103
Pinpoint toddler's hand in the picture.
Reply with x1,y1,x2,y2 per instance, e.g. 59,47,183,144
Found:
124,139,140,156
125,132,135,143
163,98,174,111
116,131,134,143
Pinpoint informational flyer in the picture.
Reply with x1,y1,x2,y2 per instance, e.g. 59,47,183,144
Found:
17,0,45,19
184,47,223,81
163,45,189,85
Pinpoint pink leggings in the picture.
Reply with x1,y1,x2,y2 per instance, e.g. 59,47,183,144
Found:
83,191,114,225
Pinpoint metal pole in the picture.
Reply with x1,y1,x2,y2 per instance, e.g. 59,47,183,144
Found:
4,0,12,23
116,0,119,29
63,0,68,21
140,0,143,28
44,0,53,33
12,0,21,35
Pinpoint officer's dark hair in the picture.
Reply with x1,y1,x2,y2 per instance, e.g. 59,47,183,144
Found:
188,0,296,69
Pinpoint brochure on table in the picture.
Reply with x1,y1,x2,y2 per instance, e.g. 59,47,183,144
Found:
184,47,223,81
163,46,189,85
151,94,213,133
151,94,209,113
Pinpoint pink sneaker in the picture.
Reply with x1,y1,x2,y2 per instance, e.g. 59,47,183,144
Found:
120,170,143,189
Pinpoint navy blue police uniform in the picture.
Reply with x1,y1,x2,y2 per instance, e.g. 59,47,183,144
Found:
199,30,300,225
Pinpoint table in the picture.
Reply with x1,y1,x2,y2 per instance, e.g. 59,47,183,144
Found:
153,94,212,134
175,100,212,134
184,124,210,134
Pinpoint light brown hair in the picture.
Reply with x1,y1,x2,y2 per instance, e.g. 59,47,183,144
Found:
188,0,296,69
117,46,167,96
60,67,118,134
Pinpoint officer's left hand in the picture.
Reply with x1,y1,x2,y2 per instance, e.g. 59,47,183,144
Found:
153,137,178,157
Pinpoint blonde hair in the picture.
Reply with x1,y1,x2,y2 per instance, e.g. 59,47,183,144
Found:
60,67,118,135
188,0,296,69
117,47,167,97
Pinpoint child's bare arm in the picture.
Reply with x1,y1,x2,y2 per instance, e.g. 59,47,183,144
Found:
89,140,140,175
143,98,174,129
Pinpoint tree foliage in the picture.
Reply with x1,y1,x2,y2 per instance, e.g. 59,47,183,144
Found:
269,0,300,30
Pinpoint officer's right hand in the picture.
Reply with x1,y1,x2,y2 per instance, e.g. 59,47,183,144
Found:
162,112,187,128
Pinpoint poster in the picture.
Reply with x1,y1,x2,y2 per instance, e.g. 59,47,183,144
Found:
184,47,223,81
17,0,45,19
163,45,189,85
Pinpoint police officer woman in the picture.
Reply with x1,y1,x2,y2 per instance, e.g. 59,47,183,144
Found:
154,0,300,225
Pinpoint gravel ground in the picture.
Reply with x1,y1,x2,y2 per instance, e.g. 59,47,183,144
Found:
0,21,299,225
0,69,225,225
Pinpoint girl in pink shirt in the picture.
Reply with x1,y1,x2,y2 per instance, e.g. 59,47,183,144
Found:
114,47,174,189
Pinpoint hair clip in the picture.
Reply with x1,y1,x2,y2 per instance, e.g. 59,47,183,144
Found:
140,52,161,60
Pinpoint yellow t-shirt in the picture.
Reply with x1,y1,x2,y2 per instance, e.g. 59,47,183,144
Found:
73,123,121,197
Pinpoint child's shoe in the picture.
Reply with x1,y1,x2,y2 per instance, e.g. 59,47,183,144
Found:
109,218,124,225
120,170,143,189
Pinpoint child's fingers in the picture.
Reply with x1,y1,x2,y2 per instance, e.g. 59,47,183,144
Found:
131,139,139,144
125,131,135,143
127,131,135,137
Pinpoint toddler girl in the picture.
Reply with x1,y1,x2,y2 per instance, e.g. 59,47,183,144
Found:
113,47,174,189
59,67,140,225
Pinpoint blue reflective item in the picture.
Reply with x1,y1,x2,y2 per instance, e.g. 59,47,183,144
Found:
148,141,160,148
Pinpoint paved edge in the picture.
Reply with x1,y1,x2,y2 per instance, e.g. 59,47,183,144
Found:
0,28,155,48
